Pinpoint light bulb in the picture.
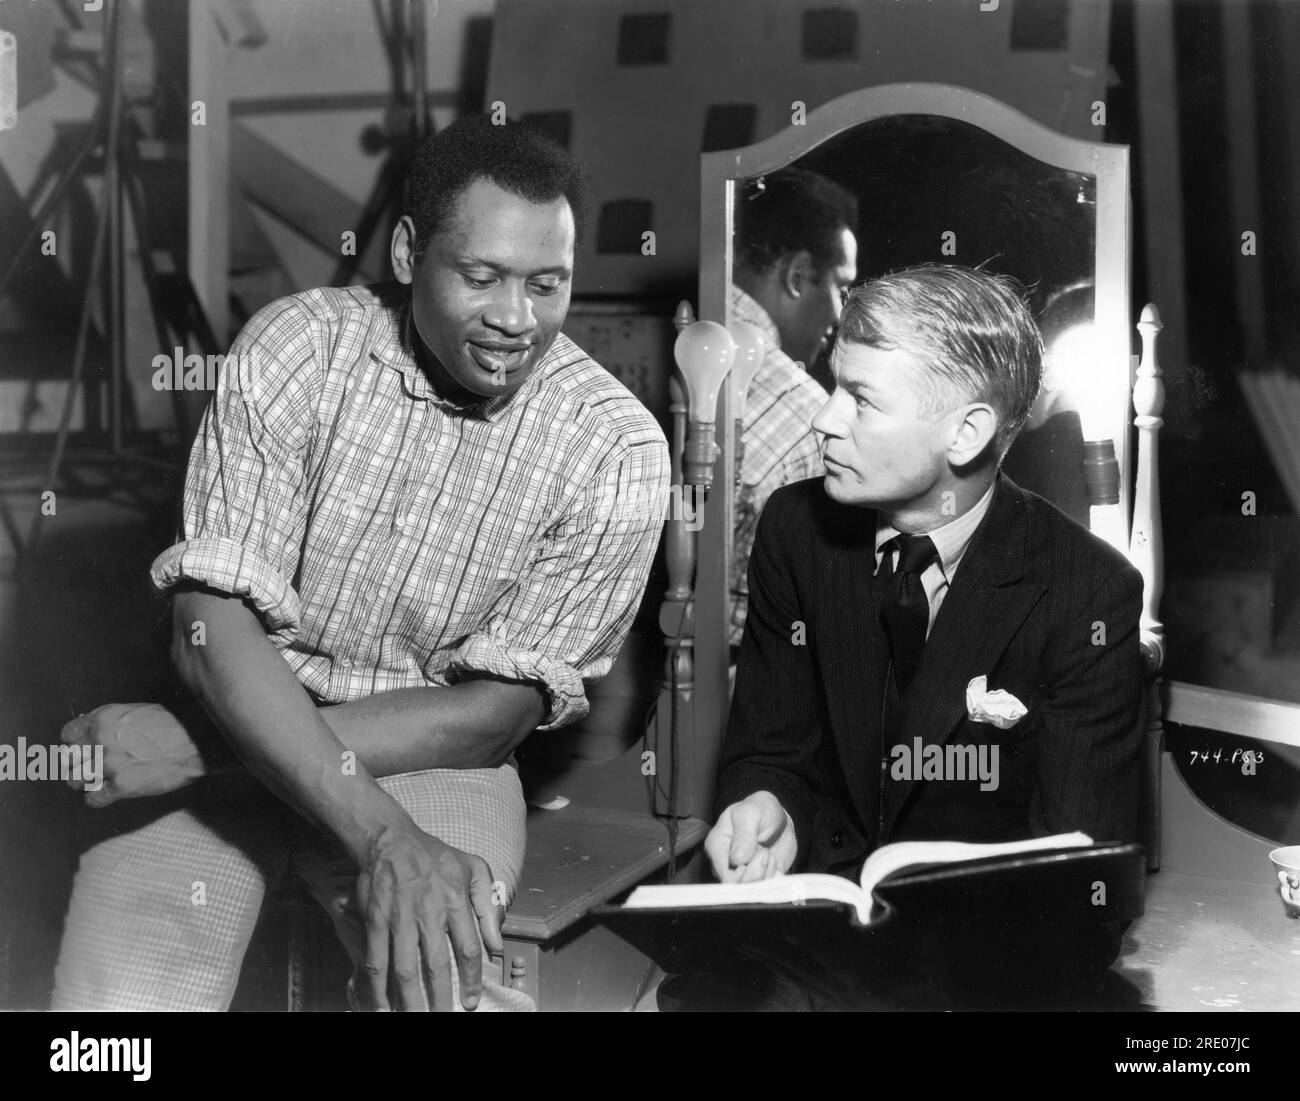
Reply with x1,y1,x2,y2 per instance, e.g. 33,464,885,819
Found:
1053,323,1115,443
727,320,767,422
1050,321,1123,511
674,320,736,487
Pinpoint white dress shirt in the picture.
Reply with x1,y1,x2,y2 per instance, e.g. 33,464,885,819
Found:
873,480,997,637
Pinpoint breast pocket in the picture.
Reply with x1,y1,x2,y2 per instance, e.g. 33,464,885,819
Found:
957,702,1042,804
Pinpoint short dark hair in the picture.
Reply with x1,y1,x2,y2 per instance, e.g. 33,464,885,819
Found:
735,167,858,279
838,264,1043,457
404,113,588,260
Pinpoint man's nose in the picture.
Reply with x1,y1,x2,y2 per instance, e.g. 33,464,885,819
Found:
483,282,535,335
811,391,847,437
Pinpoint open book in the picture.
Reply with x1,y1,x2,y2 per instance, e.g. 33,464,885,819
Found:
624,831,1093,925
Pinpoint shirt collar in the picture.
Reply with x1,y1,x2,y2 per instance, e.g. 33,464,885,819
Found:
368,286,542,422
730,284,783,353
874,479,998,583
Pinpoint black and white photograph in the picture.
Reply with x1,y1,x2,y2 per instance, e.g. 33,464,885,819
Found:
0,0,1296,1065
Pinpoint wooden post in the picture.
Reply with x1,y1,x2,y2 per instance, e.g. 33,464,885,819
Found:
1134,0,1187,387
650,301,698,818
1132,305,1166,673
687,175,737,822
1132,303,1166,871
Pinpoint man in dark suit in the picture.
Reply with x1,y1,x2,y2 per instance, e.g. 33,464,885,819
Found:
670,264,1143,1010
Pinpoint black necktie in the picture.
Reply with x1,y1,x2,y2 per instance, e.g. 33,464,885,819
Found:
876,533,940,695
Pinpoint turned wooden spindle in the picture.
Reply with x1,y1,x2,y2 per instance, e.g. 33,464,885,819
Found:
1132,303,1167,874
649,301,698,816
1131,303,1166,675
660,300,698,668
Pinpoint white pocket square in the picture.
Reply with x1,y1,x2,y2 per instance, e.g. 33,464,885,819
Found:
965,675,1028,730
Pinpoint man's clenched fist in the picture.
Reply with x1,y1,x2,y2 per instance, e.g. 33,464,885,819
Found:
704,790,798,883
60,703,207,807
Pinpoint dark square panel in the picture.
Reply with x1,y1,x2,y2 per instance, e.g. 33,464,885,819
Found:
617,13,671,65
802,8,858,62
1010,0,1070,51
597,199,654,254
701,103,757,153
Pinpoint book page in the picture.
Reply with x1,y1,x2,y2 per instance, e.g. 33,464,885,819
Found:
858,831,1094,900
624,872,874,924
621,832,1094,928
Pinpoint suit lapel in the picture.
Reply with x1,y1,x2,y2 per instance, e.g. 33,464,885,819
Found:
879,476,1048,839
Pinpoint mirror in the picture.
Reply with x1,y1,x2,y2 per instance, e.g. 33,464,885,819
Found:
728,107,1130,518
687,85,1133,784
769,114,1101,525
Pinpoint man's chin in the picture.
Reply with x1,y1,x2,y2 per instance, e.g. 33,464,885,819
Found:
451,356,535,399
822,471,878,509
821,472,852,503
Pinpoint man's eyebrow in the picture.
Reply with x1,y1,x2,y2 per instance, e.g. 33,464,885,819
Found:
838,375,872,394
457,257,572,278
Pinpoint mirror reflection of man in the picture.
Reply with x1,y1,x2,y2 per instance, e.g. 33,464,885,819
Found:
730,168,858,650
665,265,1143,1011
54,115,669,1013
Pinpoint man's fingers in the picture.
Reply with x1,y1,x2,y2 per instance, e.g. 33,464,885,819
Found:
390,914,428,1012
752,798,787,845
727,802,764,867
59,714,88,745
83,785,120,809
467,859,503,955
736,847,771,883
420,923,455,1013
445,902,485,1011
704,820,735,881
362,903,392,1011
763,848,785,879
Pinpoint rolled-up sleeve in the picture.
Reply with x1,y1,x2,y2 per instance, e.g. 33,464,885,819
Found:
450,433,670,730
149,298,322,644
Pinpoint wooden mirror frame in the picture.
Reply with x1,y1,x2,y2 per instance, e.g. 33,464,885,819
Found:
680,82,1133,820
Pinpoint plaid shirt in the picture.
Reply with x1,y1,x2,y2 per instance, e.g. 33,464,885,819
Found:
729,286,827,647
151,284,669,730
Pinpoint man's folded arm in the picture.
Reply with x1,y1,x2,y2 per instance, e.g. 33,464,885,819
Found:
1033,561,1145,843
715,487,826,867
171,586,547,777
170,587,418,862
172,434,667,780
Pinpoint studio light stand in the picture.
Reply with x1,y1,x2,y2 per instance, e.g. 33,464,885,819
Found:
1,0,203,561
331,0,433,287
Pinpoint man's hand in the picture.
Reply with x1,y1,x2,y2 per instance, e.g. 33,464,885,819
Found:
354,824,504,1011
705,790,798,883
60,703,207,808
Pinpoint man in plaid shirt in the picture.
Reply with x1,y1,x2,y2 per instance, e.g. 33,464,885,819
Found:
730,169,858,649
54,115,669,1012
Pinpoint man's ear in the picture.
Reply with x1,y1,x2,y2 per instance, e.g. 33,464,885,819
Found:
391,216,419,285
778,249,815,300
946,402,999,468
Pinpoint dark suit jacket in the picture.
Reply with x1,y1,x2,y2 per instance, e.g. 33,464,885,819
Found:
715,473,1145,879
